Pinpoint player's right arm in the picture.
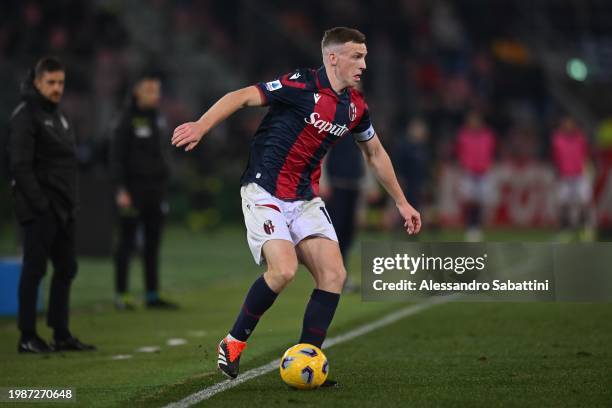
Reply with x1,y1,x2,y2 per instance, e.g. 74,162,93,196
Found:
171,85,263,151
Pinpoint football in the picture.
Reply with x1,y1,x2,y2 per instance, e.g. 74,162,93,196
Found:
279,343,329,389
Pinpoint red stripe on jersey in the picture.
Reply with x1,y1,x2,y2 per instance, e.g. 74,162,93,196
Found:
314,69,322,90
255,203,281,212
309,162,322,197
275,94,338,200
280,75,307,89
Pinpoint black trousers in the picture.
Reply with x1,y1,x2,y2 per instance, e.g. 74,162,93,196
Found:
114,189,164,294
18,209,77,332
326,187,360,263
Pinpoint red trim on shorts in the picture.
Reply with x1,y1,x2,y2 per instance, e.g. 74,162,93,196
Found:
255,203,281,212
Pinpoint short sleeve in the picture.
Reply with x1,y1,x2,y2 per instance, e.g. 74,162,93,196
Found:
352,106,375,142
256,71,305,106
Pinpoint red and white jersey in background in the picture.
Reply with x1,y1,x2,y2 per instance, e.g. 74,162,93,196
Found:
551,129,589,177
456,126,496,175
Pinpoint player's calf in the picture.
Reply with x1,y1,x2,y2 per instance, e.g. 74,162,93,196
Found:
299,289,341,348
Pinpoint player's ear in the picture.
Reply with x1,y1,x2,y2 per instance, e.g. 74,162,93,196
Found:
329,52,338,66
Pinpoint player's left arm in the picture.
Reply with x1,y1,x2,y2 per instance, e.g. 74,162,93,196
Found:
357,134,421,235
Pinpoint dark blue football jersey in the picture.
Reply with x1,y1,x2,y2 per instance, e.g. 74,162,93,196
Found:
240,66,375,201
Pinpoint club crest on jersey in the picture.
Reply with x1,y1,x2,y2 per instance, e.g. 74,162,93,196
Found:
263,220,275,235
304,112,349,137
349,102,357,122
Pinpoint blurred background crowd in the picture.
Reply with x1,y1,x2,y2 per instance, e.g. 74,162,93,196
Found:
2,0,612,252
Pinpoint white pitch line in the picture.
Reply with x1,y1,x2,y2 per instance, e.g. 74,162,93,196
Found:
163,294,458,408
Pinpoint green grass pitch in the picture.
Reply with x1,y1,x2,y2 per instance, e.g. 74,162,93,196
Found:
0,227,610,407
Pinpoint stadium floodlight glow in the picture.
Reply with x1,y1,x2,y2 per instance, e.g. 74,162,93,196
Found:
566,58,588,81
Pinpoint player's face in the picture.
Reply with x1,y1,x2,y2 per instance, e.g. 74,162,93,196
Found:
135,79,161,109
336,42,367,88
34,70,65,104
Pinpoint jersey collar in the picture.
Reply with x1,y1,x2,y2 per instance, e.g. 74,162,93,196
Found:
316,66,348,99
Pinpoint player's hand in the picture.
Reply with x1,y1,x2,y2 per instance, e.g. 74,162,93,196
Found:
171,121,206,152
397,201,421,235
116,188,132,209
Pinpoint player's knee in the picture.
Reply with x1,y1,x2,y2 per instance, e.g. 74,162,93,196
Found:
278,265,298,284
268,262,298,287
321,266,346,290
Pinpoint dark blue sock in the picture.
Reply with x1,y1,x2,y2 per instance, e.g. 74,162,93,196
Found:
299,289,340,348
230,276,278,341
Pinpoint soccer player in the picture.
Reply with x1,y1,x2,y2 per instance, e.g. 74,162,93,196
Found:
171,27,421,379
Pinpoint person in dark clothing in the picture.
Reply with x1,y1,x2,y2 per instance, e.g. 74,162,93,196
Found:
394,118,430,212
110,72,177,310
7,57,96,353
324,134,364,259
322,133,365,292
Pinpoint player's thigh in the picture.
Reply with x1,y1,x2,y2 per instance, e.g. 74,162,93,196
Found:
290,197,343,290
241,184,292,266
296,237,345,293
290,197,338,245
261,239,298,292
262,239,298,278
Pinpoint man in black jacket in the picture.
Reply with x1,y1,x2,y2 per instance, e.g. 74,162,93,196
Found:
111,72,177,309
321,132,365,293
7,57,95,353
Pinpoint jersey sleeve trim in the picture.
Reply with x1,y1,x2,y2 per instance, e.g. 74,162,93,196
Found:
255,83,268,105
353,125,376,142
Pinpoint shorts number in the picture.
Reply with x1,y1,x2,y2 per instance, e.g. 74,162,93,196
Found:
319,207,332,224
